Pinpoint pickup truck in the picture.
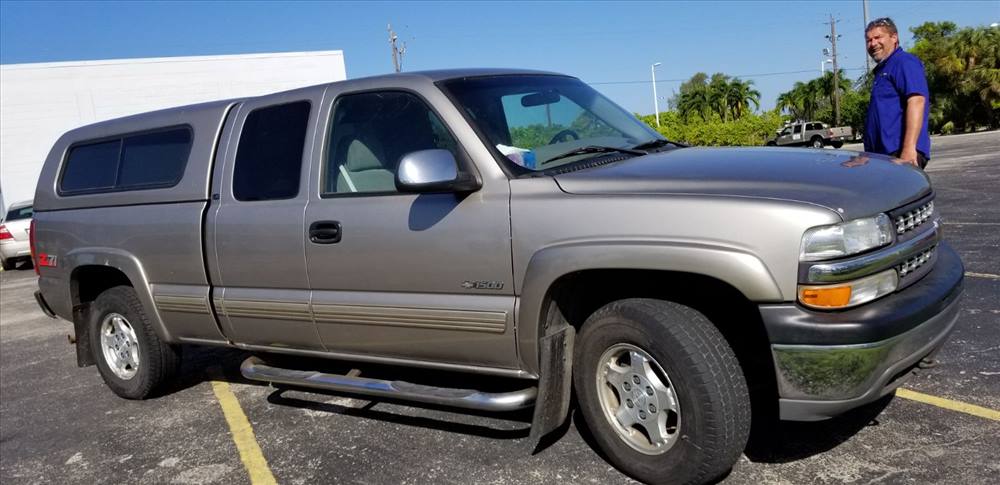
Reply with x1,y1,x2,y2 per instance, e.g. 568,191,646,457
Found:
32,69,962,485
768,120,853,148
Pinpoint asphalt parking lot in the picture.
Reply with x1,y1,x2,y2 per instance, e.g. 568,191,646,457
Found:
2,132,998,485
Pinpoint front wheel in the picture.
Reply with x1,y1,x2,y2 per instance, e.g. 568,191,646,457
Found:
810,136,824,148
573,299,750,485
89,286,180,399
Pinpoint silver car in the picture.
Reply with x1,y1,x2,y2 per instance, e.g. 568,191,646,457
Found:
0,200,32,270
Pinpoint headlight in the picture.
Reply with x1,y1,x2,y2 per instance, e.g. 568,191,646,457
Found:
800,214,894,261
798,268,898,309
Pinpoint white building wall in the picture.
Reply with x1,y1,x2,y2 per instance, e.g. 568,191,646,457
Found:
0,50,346,210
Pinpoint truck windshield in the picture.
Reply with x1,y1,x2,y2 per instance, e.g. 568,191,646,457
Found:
440,75,668,171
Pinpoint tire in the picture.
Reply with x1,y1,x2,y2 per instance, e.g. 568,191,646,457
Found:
573,299,750,485
765,141,776,147
89,285,180,399
831,140,844,149
1,258,13,271
810,136,824,148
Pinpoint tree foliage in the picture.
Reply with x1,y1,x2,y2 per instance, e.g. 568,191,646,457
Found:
638,110,784,147
775,71,852,125
674,73,760,123
910,22,1000,131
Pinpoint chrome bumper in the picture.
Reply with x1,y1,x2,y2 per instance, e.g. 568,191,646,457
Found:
773,293,959,420
762,241,964,421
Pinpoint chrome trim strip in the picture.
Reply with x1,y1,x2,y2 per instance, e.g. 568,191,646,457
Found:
223,299,312,322
806,221,940,283
237,343,534,379
241,356,536,411
154,295,210,314
313,303,507,334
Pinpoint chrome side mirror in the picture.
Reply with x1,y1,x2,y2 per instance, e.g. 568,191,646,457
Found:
396,149,480,193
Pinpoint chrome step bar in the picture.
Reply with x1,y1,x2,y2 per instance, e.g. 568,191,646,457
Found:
240,356,537,412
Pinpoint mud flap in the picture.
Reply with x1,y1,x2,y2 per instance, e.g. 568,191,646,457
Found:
72,303,95,367
528,324,575,452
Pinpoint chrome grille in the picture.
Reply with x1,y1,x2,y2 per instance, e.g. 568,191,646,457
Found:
899,245,935,277
896,201,934,235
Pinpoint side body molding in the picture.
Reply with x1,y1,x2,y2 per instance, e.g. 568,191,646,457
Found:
515,241,783,375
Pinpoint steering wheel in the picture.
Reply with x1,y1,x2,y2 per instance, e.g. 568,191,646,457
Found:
549,129,580,144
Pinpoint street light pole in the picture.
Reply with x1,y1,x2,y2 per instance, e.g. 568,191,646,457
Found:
651,62,662,128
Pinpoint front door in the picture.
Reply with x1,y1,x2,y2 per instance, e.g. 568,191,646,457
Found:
303,89,518,369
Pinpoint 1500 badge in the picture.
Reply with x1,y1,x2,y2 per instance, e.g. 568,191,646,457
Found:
461,280,504,290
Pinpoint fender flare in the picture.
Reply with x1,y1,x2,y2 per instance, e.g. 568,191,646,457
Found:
65,247,174,343
516,241,783,375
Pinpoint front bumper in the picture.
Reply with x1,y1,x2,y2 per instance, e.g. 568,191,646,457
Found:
760,242,964,421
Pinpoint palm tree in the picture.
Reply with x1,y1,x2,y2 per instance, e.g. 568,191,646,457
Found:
708,73,732,121
727,78,761,119
678,85,712,122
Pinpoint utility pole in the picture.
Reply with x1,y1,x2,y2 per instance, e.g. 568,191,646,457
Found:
863,0,875,72
387,23,406,73
825,14,842,125
651,62,662,127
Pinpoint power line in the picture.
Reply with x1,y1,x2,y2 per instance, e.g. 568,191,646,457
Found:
588,67,866,85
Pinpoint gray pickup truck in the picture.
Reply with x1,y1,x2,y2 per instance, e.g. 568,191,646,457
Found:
768,120,853,148
32,69,962,485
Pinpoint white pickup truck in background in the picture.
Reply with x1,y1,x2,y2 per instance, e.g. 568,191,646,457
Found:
768,121,853,148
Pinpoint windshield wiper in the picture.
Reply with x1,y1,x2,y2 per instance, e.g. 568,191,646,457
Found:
542,145,646,166
631,139,683,151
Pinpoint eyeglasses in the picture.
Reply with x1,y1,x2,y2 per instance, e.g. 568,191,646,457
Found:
866,17,897,33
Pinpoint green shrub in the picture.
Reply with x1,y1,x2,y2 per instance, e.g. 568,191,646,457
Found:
637,110,784,146
941,121,955,135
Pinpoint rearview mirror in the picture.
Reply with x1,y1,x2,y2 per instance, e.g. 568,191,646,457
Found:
521,91,560,107
396,149,481,193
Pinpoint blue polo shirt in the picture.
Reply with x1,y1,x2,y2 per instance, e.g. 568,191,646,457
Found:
864,47,931,158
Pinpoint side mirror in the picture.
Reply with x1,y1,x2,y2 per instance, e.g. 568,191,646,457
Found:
396,149,481,193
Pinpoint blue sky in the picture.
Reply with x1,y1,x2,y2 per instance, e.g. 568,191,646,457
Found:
2,1,997,114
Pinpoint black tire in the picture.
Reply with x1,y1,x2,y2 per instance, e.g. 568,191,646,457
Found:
765,141,776,147
831,140,844,149
1,258,13,271
89,285,180,399
573,299,750,485
810,136,824,148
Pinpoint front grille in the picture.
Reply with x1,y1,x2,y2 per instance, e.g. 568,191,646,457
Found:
899,245,936,278
896,201,934,235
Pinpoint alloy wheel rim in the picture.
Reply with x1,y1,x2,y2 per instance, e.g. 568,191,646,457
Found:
596,343,681,455
100,313,140,380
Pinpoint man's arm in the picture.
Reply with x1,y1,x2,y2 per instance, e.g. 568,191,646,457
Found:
899,94,926,166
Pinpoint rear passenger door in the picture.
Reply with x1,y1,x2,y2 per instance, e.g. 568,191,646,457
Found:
207,89,324,350
303,89,518,369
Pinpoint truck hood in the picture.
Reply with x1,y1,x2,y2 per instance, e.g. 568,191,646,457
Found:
552,147,932,220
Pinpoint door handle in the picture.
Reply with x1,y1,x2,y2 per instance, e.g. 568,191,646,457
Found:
309,221,342,244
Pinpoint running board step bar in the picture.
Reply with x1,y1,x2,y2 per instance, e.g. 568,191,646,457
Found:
240,356,537,412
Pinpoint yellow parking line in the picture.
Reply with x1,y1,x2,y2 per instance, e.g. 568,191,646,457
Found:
897,388,1000,422
210,378,278,485
965,272,1000,280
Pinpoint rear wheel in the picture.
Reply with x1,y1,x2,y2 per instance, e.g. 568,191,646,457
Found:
831,140,844,149
89,286,180,399
1,258,13,271
810,136,824,148
573,299,750,485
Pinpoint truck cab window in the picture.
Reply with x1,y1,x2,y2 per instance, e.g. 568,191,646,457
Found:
323,91,457,195
233,101,311,201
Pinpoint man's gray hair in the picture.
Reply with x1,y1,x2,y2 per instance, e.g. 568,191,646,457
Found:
866,17,898,35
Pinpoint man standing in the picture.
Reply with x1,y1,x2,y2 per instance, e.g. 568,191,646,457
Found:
863,17,931,168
